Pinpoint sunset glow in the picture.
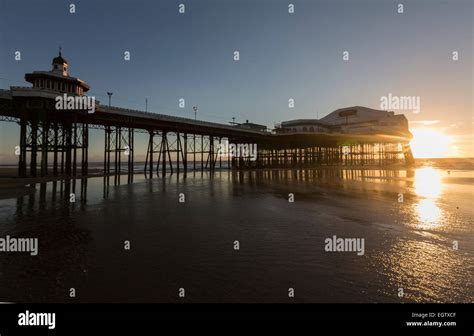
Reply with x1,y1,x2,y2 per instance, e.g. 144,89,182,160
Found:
410,129,455,158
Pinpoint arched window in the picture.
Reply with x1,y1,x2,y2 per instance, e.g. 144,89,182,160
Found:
309,126,314,132
303,127,307,132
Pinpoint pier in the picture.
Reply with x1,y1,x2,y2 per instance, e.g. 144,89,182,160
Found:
0,54,414,179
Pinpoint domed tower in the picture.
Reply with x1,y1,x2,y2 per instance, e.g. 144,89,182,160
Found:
24,49,90,95
51,48,68,76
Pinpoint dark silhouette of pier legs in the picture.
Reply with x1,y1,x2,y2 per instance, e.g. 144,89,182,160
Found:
161,131,167,176
64,123,72,176
11,107,413,181
16,118,88,178
127,127,134,183
104,126,112,176
144,130,154,178
249,142,409,169
18,119,27,177
40,122,49,177
183,134,188,177
30,121,38,177
143,131,222,178
200,135,204,173
102,126,134,184
81,123,89,176
193,134,196,171
53,124,58,176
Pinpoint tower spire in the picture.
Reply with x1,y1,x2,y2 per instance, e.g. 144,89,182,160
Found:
59,45,62,57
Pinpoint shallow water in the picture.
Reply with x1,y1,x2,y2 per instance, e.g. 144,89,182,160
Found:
0,160,472,303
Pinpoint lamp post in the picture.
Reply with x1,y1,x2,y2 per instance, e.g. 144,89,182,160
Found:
193,106,198,120
107,92,113,107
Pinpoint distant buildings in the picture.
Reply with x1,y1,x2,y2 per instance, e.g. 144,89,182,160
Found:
275,106,410,137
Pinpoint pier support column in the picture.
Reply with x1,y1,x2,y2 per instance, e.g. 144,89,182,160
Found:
201,135,204,173
114,126,120,184
162,131,167,176
168,134,173,175
53,123,59,176
18,119,27,177
183,134,188,177
72,122,77,177
218,137,222,169
104,126,111,175
65,124,72,176
403,143,415,165
145,130,154,178
207,135,214,170
127,127,134,182
176,132,180,175
40,122,49,177
81,123,89,176
193,134,196,172
30,121,38,177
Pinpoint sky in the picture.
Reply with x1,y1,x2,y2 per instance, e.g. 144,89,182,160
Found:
0,0,472,162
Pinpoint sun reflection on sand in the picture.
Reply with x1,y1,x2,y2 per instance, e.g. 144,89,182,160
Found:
413,167,443,227
373,166,470,302
414,167,443,198
415,199,442,224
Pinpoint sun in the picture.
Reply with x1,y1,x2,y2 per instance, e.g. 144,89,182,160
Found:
410,129,454,158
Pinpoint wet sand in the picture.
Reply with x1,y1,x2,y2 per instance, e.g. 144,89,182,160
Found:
0,160,472,303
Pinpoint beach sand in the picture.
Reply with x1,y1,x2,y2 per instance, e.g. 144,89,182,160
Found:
0,159,472,303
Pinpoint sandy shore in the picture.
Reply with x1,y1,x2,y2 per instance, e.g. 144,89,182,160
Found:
0,161,472,303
